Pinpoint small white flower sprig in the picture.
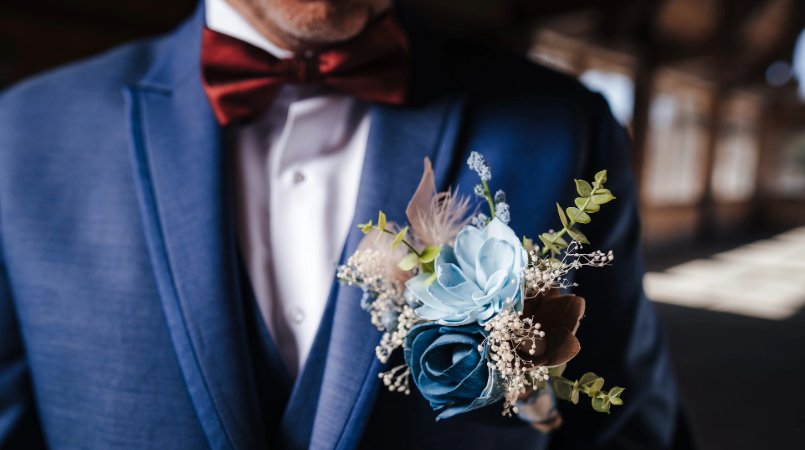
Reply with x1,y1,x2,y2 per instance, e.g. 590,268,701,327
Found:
523,243,614,295
341,210,444,365
337,248,398,302
481,301,549,417
469,152,511,226
337,243,425,395
336,247,425,365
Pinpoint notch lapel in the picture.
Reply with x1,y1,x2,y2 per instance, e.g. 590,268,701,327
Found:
309,94,468,450
123,5,263,450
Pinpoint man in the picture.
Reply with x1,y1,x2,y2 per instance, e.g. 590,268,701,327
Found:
0,0,693,448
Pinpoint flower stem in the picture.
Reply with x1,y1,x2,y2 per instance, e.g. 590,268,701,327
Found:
481,179,496,219
375,226,435,273
538,187,598,258
376,227,420,256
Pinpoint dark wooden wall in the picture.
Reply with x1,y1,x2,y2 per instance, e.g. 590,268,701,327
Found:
0,0,196,87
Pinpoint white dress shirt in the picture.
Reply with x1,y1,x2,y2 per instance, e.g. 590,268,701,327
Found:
207,0,370,377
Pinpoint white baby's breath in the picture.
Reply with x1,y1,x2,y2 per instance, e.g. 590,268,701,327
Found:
482,301,550,416
524,242,613,295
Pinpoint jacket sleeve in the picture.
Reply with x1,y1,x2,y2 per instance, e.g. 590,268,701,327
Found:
0,207,47,449
550,93,696,450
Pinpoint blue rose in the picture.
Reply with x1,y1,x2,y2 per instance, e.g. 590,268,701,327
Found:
406,218,528,325
404,323,504,419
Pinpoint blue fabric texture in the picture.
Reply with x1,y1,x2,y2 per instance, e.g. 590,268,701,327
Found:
0,1,693,449
404,323,503,419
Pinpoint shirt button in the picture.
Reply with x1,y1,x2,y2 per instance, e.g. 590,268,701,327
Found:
293,171,305,184
289,307,305,323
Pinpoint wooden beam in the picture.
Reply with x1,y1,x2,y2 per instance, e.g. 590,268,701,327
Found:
517,0,635,18
696,89,724,241
630,61,655,202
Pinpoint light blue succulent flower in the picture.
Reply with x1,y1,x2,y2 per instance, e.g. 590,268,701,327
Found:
405,218,528,325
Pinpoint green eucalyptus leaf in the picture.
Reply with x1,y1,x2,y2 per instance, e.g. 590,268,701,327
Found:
423,272,438,286
591,189,616,204
553,379,574,402
375,212,387,243
579,372,600,388
566,227,589,244
566,207,591,224
377,211,386,232
377,211,386,231
359,221,373,234
548,363,567,378
575,197,600,212
397,253,420,271
590,378,605,396
542,232,568,248
523,236,534,251
595,170,607,185
571,381,581,404
575,179,593,197
557,203,568,227
420,245,443,263
391,226,408,251
608,387,625,399
420,262,434,274
609,388,625,406
591,396,611,414
538,235,562,254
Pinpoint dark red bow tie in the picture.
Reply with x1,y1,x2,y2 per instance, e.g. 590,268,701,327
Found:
201,14,410,125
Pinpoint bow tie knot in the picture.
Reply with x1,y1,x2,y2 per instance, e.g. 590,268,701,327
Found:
282,55,322,84
201,14,410,125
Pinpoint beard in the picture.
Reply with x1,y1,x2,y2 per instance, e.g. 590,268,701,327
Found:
254,0,390,44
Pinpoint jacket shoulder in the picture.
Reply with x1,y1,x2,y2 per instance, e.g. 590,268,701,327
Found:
0,34,174,177
437,37,626,185
0,35,165,127
443,37,600,105
437,36,615,147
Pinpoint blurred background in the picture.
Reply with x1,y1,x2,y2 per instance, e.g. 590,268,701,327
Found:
2,0,804,448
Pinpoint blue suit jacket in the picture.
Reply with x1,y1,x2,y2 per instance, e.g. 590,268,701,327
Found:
0,2,691,449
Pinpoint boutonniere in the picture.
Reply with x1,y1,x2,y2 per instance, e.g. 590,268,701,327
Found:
337,152,624,428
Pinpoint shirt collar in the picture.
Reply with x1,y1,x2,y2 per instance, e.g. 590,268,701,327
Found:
205,0,294,60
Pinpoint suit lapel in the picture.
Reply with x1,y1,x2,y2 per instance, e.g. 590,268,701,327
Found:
123,5,263,450
309,94,468,450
